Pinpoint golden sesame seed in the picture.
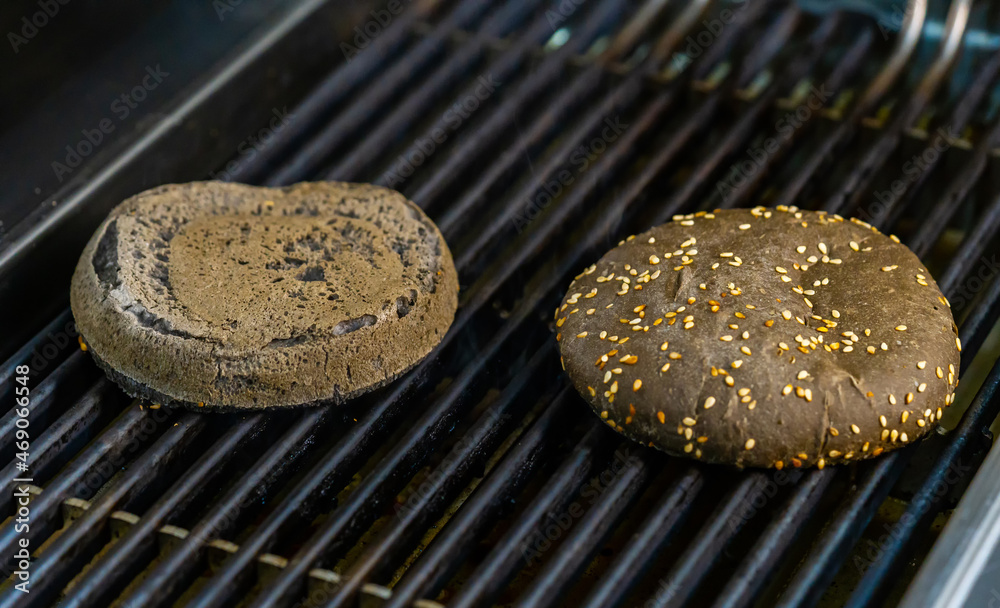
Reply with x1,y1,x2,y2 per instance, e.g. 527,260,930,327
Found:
881,429,890,441
588,386,596,397
649,255,660,265
880,415,887,427
917,361,926,369
782,310,792,320
720,335,734,342
867,346,876,354
797,370,809,380
633,379,642,392
956,337,962,351
782,385,793,396
890,430,899,442
745,439,756,450
905,393,914,404
704,396,716,409
742,331,750,340
725,376,735,387
657,411,665,424
936,367,944,378
576,332,588,338
851,424,861,434
610,381,618,394
601,410,609,419
918,383,927,392
901,411,909,423
738,388,750,396
895,325,907,331
888,394,896,405
603,371,612,383
683,417,696,426
849,241,859,251
796,245,806,254
832,310,840,318
804,388,813,402
740,346,752,356
668,352,682,360
775,266,787,273
660,363,670,372
684,322,694,329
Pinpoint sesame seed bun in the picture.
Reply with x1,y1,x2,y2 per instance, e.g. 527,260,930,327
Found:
70,181,458,410
555,206,960,469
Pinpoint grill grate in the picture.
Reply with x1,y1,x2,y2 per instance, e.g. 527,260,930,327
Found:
3,1,1000,607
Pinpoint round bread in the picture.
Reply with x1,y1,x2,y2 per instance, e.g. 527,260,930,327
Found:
555,206,960,469
70,181,458,410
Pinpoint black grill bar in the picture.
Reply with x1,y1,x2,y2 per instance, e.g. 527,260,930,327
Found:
448,425,611,608
709,27,875,210
516,443,653,608
821,0,970,215
646,473,770,608
8,413,207,608
263,0,499,186
380,387,576,608
321,0,566,182
59,415,267,608
0,379,116,521
0,404,172,575
322,346,559,606
774,456,909,608
110,408,332,607
579,467,702,608
710,468,835,608
221,0,441,184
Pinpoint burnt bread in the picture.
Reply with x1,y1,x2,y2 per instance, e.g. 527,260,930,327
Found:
555,206,961,469
71,181,458,409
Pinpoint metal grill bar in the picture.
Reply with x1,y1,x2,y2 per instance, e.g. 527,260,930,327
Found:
6,414,207,608
59,415,267,608
579,467,703,608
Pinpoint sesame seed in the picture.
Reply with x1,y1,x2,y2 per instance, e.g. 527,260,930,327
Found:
849,241,859,251
775,266,787,274
577,332,588,338
797,370,809,380
888,394,896,405
649,255,660,265
895,325,907,331
782,310,792,320
732,360,743,368
804,388,813,402
603,371,612,383
738,388,750,396
832,310,840,318
633,379,642,392
851,424,861,434
918,383,927,392
720,335,734,342
660,363,670,372
936,367,944,378
745,439,756,450
796,245,806,254
682,417,696,426
660,341,669,351
879,415,887,427
818,243,828,254
725,376,735,386
917,361,926,369
782,385,793,395
740,346,752,356
704,396,716,409
901,411,909,423
610,381,618,394
900,432,908,442
956,337,962,351
739,224,751,230
905,393,914,404
867,346,876,354
657,411,665,424
669,352,682,360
